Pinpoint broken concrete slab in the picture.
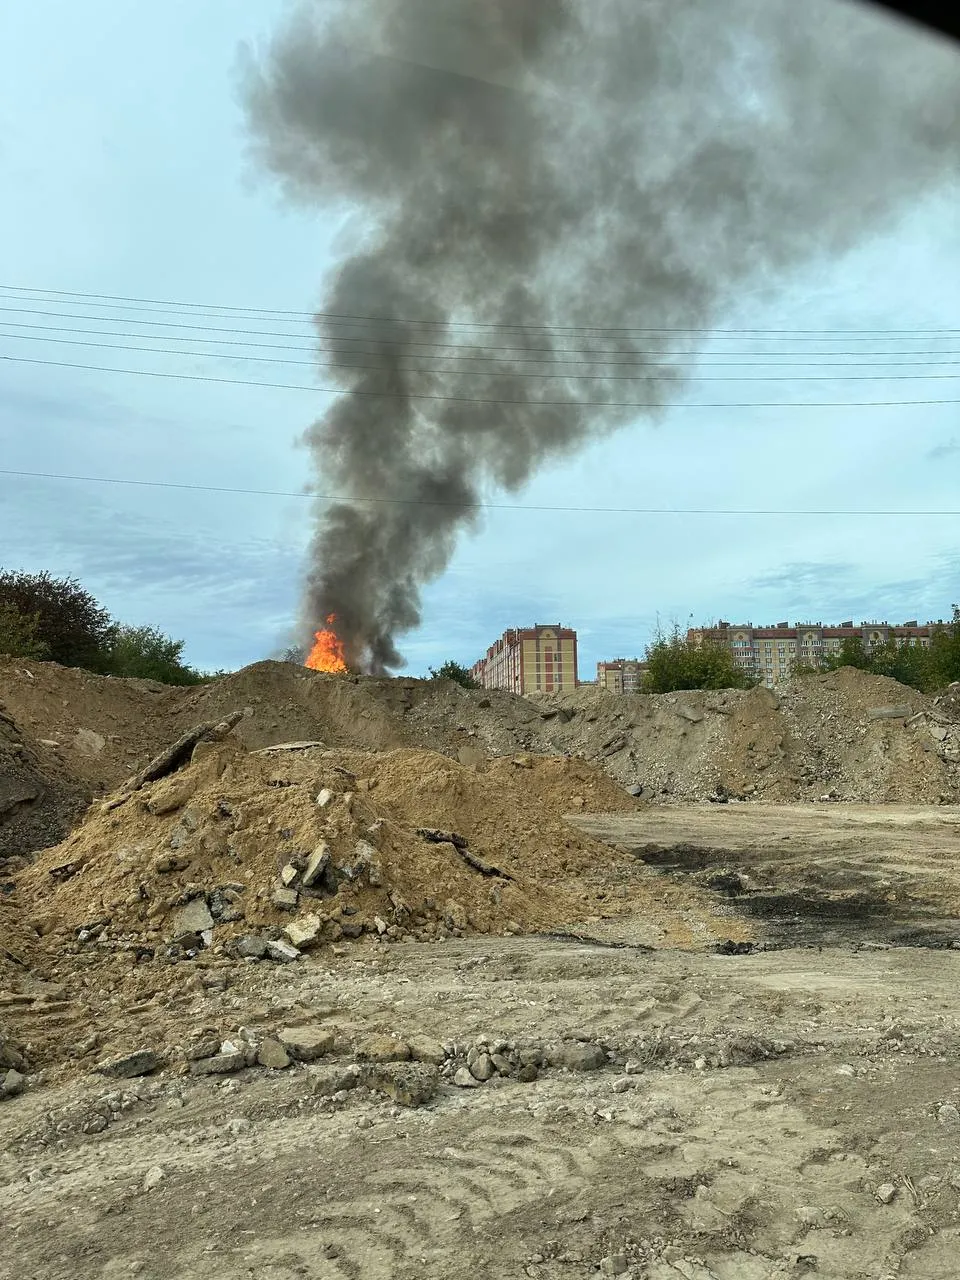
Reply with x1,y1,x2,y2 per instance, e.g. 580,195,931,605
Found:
170,898,214,938
276,1026,336,1062
283,914,322,949
266,939,300,964
367,1062,438,1108
95,1049,163,1079
257,1038,292,1070
301,840,331,888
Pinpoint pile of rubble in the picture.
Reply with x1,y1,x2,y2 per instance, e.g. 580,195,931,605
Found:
15,722,647,967
527,670,960,803
4,658,960,861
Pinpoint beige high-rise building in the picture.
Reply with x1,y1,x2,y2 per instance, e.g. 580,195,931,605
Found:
471,624,578,695
689,618,947,688
596,658,646,693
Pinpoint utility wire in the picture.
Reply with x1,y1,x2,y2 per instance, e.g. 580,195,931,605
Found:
3,352,959,406
2,305,958,357
2,318,959,366
4,330,960,381
1,283,958,337
3,467,959,516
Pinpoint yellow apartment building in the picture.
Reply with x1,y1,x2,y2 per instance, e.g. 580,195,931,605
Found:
471,624,578,695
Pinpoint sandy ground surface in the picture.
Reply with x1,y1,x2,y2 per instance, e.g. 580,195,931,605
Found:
5,804,960,1279
573,804,960,950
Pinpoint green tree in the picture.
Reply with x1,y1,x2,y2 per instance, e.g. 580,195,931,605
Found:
816,610,960,693
927,605,960,688
642,626,756,693
0,569,112,669
0,602,49,660
428,659,480,689
101,624,203,685
821,636,871,674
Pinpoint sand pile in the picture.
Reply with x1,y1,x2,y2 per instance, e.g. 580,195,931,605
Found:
0,655,182,793
16,734,646,956
3,658,959,856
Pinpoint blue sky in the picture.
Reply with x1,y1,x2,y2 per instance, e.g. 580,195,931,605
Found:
1,2,958,679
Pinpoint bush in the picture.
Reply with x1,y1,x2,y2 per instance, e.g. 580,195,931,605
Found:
428,659,480,689
818,608,960,693
0,602,49,660
642,626,756,693
101,624,204,685
0,569,113,670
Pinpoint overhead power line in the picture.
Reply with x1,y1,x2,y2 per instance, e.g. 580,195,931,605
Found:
3,352,959,407
0,283,958,338
3,467,959,517
3,318,960,365
3,330,960,381
2,305,958,356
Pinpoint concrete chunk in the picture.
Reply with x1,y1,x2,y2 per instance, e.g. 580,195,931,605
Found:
302,841,331,888
0,1069,25,1099
266,939,301,964
356,1034,410,1063
277,1026,335,1062
170,899,213,938
284,914,323,949
368,1062,438,1108
257,1038,291,1070
190,1050,245,1076
96,1049,162,1079
407,1035,446,1066
234,934,267,959
546,1041,607,1071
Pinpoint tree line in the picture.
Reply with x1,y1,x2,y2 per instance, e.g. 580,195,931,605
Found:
432,610,960,697
803,607,960,693
0,569,211,685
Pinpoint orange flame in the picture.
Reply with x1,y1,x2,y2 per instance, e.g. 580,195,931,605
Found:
305,614,348,674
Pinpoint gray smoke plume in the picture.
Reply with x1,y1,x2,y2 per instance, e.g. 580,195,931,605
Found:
242,0,959,672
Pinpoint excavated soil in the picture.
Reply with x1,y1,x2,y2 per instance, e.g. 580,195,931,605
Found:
6,737,749,1083
4,655,960,1278
0,702,87,865
2,659,960,870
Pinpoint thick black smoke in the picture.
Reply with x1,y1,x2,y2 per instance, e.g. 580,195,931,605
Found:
242,0,959,672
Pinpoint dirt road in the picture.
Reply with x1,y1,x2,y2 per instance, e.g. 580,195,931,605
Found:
4,804,960,1279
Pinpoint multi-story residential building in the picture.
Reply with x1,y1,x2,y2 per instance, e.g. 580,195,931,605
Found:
596,658,647,693
471,624,578,695
689,619,948,688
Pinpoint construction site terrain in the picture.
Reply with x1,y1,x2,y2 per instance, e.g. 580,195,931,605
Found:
3,657,960,1279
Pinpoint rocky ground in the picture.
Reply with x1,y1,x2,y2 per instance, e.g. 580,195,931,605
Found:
4,907,960,1278
3,804,960,1278
4,660,960,1278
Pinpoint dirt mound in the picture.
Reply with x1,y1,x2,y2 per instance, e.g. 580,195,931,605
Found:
0,656,181,793
0,659,534,797
524,668,960,804
3,657,958,844
0,701,88,865
16,737,663,957
6,737,743,1085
